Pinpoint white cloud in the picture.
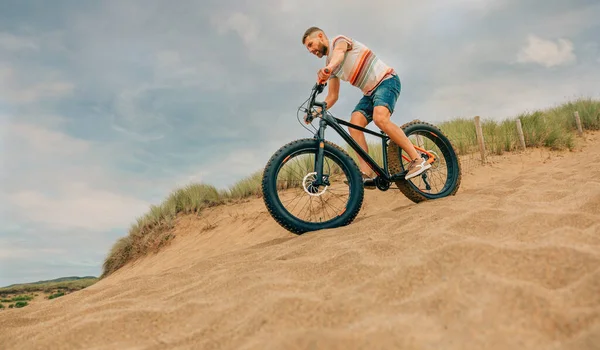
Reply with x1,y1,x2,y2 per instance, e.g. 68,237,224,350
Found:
530,3,600,39
0,120,154,232
153,51,218,86
7,122,90,155
516,34,576,68
109,85,174,142
9,182,150,231
0,247,66,261
419,69,600,122
213,12,259,46
0,32,38,51
0,248,33,260
432,0,507,15
0,63,73,103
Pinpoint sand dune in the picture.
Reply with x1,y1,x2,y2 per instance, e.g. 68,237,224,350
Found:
2,132,600,350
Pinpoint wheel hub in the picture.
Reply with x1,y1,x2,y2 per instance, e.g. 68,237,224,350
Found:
423,150,440,170
302,172,329,196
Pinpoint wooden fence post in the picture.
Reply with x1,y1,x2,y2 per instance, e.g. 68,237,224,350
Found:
416,134,424,148
474,116,486,164
574,111,583,136
516,118,526,150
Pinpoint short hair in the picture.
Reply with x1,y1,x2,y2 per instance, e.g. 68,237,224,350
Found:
302,26,323,44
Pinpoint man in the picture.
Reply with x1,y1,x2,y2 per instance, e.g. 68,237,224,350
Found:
301,26,430,187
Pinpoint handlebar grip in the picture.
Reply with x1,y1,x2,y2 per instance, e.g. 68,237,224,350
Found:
318,68,331,84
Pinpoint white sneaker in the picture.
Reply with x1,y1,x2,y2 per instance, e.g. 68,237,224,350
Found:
405,157,431,180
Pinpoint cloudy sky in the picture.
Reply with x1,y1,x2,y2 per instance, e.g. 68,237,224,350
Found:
1,0,599,286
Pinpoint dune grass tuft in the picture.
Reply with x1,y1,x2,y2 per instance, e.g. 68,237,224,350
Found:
101,98,600,278
101,183,223,277
220,170,264,199
436,97,599,154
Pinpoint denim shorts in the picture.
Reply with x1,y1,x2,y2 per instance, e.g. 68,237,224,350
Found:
352,74,401,124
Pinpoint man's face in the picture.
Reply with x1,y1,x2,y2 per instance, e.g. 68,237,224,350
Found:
304,33,328,58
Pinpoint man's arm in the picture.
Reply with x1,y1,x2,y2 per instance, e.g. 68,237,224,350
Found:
317,40,349,82
320,40,348,108
325,40,348,71
324,76,340,110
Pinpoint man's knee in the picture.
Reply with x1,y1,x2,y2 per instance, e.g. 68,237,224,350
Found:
349,111,369,132
373,105,392,128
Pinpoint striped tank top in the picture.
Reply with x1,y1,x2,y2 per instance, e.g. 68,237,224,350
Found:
326,35,395,96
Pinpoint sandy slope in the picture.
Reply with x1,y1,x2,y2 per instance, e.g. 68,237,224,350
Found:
2,132,600,350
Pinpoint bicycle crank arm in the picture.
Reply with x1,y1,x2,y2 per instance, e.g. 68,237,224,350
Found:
389,171,408,181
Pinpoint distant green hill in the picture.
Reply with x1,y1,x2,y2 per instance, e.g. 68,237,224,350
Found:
0,276,98,295
1,276,97,288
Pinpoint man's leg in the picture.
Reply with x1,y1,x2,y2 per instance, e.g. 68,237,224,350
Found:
349,111,372,176
348,96,378,188
349,95,375,175
373,107,420,160
371,75,431,179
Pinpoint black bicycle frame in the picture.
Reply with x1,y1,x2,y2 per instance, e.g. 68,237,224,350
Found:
309,83,404,186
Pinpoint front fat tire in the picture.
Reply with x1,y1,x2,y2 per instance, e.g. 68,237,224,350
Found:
261,138,365,235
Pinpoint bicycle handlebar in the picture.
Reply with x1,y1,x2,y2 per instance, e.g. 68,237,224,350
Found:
304,68,331,124
311,68,330,103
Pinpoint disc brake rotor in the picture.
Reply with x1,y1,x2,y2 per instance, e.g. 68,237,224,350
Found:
302,172,328,196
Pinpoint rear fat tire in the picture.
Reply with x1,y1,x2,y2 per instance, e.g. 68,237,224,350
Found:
387,120,462,203
261,138,365,234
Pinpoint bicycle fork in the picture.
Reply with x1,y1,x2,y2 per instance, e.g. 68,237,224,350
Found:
312,118,328,187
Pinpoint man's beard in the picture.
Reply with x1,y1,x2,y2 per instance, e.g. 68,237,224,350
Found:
320,43,328,56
